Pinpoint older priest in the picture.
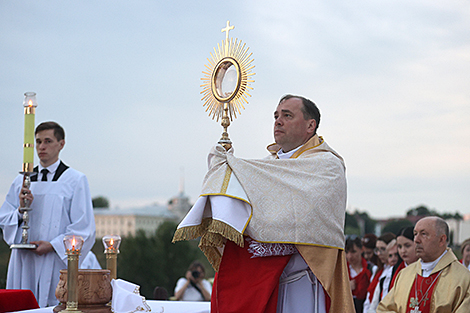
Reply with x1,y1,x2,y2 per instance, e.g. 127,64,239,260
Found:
173,95,354,313
377,216,470,313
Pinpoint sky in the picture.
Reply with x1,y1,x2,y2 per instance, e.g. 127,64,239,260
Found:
1,1,469,219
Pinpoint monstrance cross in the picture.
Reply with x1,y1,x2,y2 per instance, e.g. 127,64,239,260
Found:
221,21,234,42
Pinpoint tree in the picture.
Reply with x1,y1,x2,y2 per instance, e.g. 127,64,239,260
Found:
92,196,109,208
115,221,209,299
382,219,413,235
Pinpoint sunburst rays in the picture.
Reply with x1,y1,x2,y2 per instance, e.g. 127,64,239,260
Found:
201,37,255,122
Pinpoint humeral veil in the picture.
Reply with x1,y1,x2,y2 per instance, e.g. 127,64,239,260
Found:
173,135,354,311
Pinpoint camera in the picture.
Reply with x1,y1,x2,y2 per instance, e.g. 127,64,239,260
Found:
192,270,200,279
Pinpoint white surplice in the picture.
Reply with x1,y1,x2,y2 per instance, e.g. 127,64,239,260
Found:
0,164,95,307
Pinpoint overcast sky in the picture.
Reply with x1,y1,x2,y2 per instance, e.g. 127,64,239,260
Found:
1,1,469,219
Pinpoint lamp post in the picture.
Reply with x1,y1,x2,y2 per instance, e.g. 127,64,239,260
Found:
102,235,121,280
61,235,84,313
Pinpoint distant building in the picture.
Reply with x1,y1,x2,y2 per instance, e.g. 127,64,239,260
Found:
94,204,178,238
168,191,192,222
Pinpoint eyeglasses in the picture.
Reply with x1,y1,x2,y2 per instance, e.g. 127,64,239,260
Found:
374,247,387,255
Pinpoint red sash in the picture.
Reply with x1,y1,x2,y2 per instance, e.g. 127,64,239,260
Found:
348,257,371,300
211,239,291,313
406,272,441,313
367,267,383,302
389,262,406,290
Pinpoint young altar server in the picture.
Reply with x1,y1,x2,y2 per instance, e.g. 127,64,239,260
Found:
0,122,96,307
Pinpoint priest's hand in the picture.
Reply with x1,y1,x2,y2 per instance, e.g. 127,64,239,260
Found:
19,186,34,210
30,241,53,255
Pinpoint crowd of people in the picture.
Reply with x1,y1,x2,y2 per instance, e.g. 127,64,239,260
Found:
346,221,470,313
2,96,469,313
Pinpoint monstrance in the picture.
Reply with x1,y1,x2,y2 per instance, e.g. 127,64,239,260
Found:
200,21,255,150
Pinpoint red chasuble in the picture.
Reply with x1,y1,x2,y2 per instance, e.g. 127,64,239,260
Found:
406,272,441,313
211,239,291,313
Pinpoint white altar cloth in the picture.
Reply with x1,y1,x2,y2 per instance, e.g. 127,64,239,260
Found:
10,300,210,313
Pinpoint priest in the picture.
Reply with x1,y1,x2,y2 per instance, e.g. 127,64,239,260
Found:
0,121,96,307
377,216,470,313
173,95,354,312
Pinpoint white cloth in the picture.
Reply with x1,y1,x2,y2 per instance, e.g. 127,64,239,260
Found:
80,251,102,269
0,164,95,307
111,279,151,313
277,253,326,313
421,249,447,277
174,278,212,301
276,146,326,313
366,264,391,313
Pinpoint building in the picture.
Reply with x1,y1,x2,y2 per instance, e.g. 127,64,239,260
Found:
94,204,179,238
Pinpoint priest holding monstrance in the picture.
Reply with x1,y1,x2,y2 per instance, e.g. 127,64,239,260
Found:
0,96,95,308
173,22,354,313
378,217,470,313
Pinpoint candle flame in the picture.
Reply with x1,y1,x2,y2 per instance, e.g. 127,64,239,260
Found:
28,99,33,107
110,238,114,247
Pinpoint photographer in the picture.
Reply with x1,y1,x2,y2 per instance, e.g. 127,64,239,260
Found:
174,260,212,301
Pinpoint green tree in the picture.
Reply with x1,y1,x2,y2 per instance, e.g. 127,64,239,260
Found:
92,196,109,208
406,205,435,217
382,219,413,235
116,221,208,299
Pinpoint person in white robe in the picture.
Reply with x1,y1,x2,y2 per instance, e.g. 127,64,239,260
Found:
0,121,96,307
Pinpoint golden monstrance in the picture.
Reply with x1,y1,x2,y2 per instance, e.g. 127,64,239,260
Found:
201,21,255,150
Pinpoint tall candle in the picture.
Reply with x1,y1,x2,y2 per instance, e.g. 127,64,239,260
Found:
22,92,37,172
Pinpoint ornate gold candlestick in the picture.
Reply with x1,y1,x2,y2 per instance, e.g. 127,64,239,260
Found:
11,92,38,250
102,235,121,280
61,235,84,313
201,21,255,150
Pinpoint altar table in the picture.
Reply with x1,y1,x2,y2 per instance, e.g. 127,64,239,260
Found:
6,300,210,313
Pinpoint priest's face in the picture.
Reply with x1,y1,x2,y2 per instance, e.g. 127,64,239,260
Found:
274,97,316,152
36,129,65,168
414,217,446,262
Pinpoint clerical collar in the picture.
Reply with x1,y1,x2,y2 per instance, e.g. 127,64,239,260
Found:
421,249,447,277
39,159,60,178
277,145,302,159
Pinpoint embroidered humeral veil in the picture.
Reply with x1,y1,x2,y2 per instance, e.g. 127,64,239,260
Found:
173,135,354,312
173,135,346,268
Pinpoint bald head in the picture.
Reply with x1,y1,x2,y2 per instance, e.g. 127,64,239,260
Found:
414,216,449,262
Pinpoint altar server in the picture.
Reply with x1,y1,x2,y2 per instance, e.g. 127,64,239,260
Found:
0,121,96,307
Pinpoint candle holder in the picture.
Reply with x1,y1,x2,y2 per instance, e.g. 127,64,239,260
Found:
60,235,84,313
11,92,38,250
102,235,121,280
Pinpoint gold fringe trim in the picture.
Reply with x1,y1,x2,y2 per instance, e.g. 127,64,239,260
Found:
172,218,244,272
172,218,211,243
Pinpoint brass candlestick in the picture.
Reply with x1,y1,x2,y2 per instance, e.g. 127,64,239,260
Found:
102,235,121,280
11,92,38,250
61,235,84,313
200,21,255,150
